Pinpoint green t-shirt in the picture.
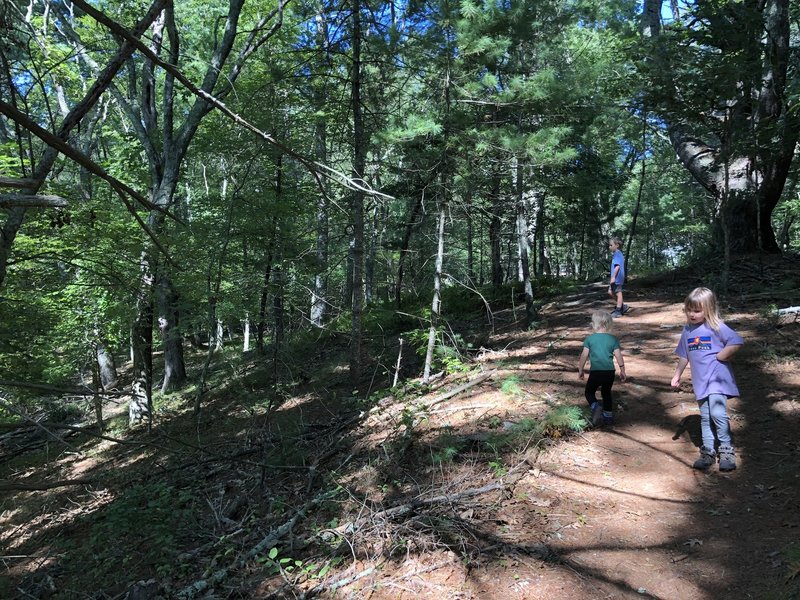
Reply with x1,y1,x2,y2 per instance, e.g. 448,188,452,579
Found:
583,332,620,371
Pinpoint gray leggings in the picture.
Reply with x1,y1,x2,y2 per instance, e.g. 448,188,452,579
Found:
698,393,732,450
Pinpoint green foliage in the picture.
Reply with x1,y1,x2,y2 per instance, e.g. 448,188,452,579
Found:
429,428,464,465
500,375,523,397
59,482,197,584
541,405,589,438
488,459,508,478
406,326,472,375
785,544,800,587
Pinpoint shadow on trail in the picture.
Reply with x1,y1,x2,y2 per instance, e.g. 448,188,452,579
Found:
3,276,799,600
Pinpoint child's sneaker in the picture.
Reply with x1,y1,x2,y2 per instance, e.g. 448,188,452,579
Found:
622,303,630,314
692,446,716,470
602,411,614,426
718,446,736,471
610,308,622,318
590,402,603,427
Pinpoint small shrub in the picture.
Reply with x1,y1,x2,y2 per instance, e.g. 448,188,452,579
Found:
541,405,588,438
429,429,464,464
500,375,523,397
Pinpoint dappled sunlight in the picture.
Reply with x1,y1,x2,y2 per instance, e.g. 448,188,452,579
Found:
3,275,798,599
770,400,800,419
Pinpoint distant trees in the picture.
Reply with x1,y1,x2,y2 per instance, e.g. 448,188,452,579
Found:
0,0,797,422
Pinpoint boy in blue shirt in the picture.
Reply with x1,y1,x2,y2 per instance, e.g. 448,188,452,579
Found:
608,237,629,318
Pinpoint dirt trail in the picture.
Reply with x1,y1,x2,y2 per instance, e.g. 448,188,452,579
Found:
364,285,799,600
470,285,800,600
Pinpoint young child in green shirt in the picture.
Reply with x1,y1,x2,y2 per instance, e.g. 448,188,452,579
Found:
578,310,627,426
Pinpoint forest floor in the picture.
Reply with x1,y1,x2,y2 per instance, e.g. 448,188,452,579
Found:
2,255,800,600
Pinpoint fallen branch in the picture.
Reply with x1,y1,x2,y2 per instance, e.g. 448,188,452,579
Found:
0,397,82,454
428,403,498,416
318,481,505,542
300,566,377,599
175,488,342,599
0,379,130,397
0,477,94,492
425,370,496,409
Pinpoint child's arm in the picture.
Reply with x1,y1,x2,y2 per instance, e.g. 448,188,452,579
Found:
717,343,742,362
671,357,689,387
577,347,589,379
613,348,626,382
610,265,620,285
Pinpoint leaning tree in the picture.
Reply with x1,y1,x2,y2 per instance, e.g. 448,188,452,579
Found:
641,0,799,253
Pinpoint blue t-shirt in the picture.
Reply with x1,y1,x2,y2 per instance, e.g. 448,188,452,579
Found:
610,250,625,285
583,332,620,371
674,321,743,400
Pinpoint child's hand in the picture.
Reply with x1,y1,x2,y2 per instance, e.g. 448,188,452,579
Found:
670,375,681,388
607,285,614,298
619,367,626,382
578,369,585,380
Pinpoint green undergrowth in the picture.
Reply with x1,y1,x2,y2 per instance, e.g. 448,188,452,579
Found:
57,482,199,588
1,279,588,597
426,405,588,469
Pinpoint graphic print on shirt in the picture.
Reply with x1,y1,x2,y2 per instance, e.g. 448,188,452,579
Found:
687,336,712,351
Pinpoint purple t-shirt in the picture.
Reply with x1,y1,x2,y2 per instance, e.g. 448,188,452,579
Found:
674,321,743,400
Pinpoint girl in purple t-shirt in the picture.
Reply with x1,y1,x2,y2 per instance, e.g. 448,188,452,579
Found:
671,287,743,471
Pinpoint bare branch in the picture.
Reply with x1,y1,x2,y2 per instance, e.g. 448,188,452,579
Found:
0,194,68,208
69,0,394,200
0,177,39,189
0,478,94,492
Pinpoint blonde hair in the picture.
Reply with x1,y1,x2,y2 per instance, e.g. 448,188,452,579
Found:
684,287,722,331
591,310,613,333
609,236,623,248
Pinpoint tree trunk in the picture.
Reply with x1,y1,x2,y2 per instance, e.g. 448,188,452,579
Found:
642,0,797,253
96,343,117,389
626,114,647,272
158,273,186,393
257,261,273,354
423,202,446,384
489,173,503,289
365,199,386,307
395,193,424,307
272,261,284,368
310,4,330,327
243,315,250,352
465,186,475,286
349,0,366,384
130,250,154,426
535,192,547,277
514,160,535,326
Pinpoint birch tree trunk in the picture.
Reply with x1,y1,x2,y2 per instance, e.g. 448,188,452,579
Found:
96,343,118,389
423,202,446,384
514,160,535,326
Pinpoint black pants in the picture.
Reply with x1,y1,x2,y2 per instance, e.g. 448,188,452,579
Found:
585,370,615,412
